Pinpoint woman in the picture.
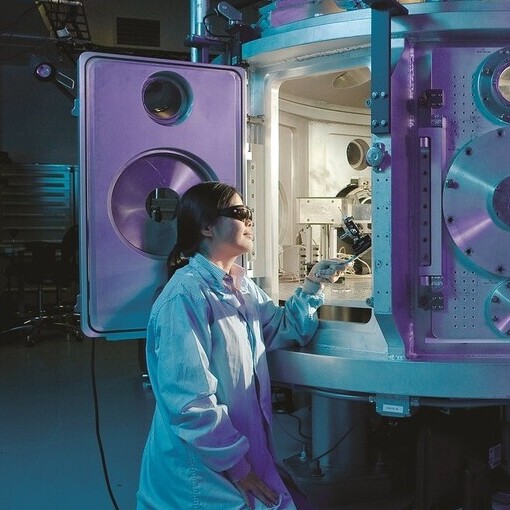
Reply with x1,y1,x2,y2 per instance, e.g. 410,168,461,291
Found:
137,182,345,510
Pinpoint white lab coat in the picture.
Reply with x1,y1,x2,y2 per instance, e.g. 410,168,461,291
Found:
137,253,323,510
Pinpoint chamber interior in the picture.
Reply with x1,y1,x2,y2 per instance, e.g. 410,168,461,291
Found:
276,67,372,322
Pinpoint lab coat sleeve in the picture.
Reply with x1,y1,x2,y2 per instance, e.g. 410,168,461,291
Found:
148,291,251,479
247,279,324,352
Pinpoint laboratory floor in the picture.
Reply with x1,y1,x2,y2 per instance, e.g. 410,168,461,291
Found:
0,326,508,510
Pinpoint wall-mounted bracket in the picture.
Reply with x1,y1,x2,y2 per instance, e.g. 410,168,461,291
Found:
364,0,408,135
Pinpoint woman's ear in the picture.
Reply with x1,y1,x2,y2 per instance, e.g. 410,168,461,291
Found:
201,225,213,238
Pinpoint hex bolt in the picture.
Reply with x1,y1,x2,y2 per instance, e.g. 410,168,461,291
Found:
380,120,388,127
493,316,499,322
492,296,500,303
465,248,473,256
380,91,388,99
447,216,454,224
372,120,380,127
497,266,505,273
372,91,379,99
465,147,473,156
445,178,457,189
506,281,510,289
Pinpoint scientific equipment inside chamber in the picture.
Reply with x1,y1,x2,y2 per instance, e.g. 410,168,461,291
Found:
276,67,373,320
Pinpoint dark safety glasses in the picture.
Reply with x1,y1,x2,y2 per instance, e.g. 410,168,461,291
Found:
218,205,254,224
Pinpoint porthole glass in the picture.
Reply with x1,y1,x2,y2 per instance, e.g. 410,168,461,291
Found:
497,65,510,103
145,187,180,223
109,149,215,258
346,138,369,170
474,47,510,124
142,72,192,124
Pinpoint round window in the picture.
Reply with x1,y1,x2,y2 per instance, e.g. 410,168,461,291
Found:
474,47,510,123
497,65,510,103
142,72,192,124
346,138,369,170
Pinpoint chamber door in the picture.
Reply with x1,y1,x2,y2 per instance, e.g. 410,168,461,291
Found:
78,52,245,339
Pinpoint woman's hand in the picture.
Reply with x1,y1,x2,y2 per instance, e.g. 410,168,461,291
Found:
235,471,280,509
307,258,350,284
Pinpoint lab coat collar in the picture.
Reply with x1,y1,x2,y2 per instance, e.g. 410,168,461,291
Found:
189,253,247,292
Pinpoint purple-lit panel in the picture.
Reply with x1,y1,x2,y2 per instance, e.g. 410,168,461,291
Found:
79,53,245,339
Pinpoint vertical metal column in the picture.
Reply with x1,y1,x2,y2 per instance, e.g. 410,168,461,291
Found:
189,0,210,62
364,0,408,134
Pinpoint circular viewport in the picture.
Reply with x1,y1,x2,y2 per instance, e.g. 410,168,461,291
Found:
492,175,510,229
142,71,192,124
497,65,510,104
110,150,215,258
346,138,369,170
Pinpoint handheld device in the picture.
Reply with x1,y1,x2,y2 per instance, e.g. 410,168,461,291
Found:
314,216,372,278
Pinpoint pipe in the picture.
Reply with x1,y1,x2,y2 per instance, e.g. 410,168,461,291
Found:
189,0,210,62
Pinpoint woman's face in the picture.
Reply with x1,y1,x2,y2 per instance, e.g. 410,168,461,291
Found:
206,194,254,260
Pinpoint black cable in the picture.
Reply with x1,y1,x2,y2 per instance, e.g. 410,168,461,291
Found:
310,420,359,463
91,340,121,510
285,413,312,441
272,390,312,440
274,412,310,445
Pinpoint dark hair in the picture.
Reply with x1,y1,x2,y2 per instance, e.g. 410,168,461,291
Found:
167,181,239,279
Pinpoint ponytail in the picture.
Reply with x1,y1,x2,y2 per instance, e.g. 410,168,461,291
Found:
166,244,189,280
